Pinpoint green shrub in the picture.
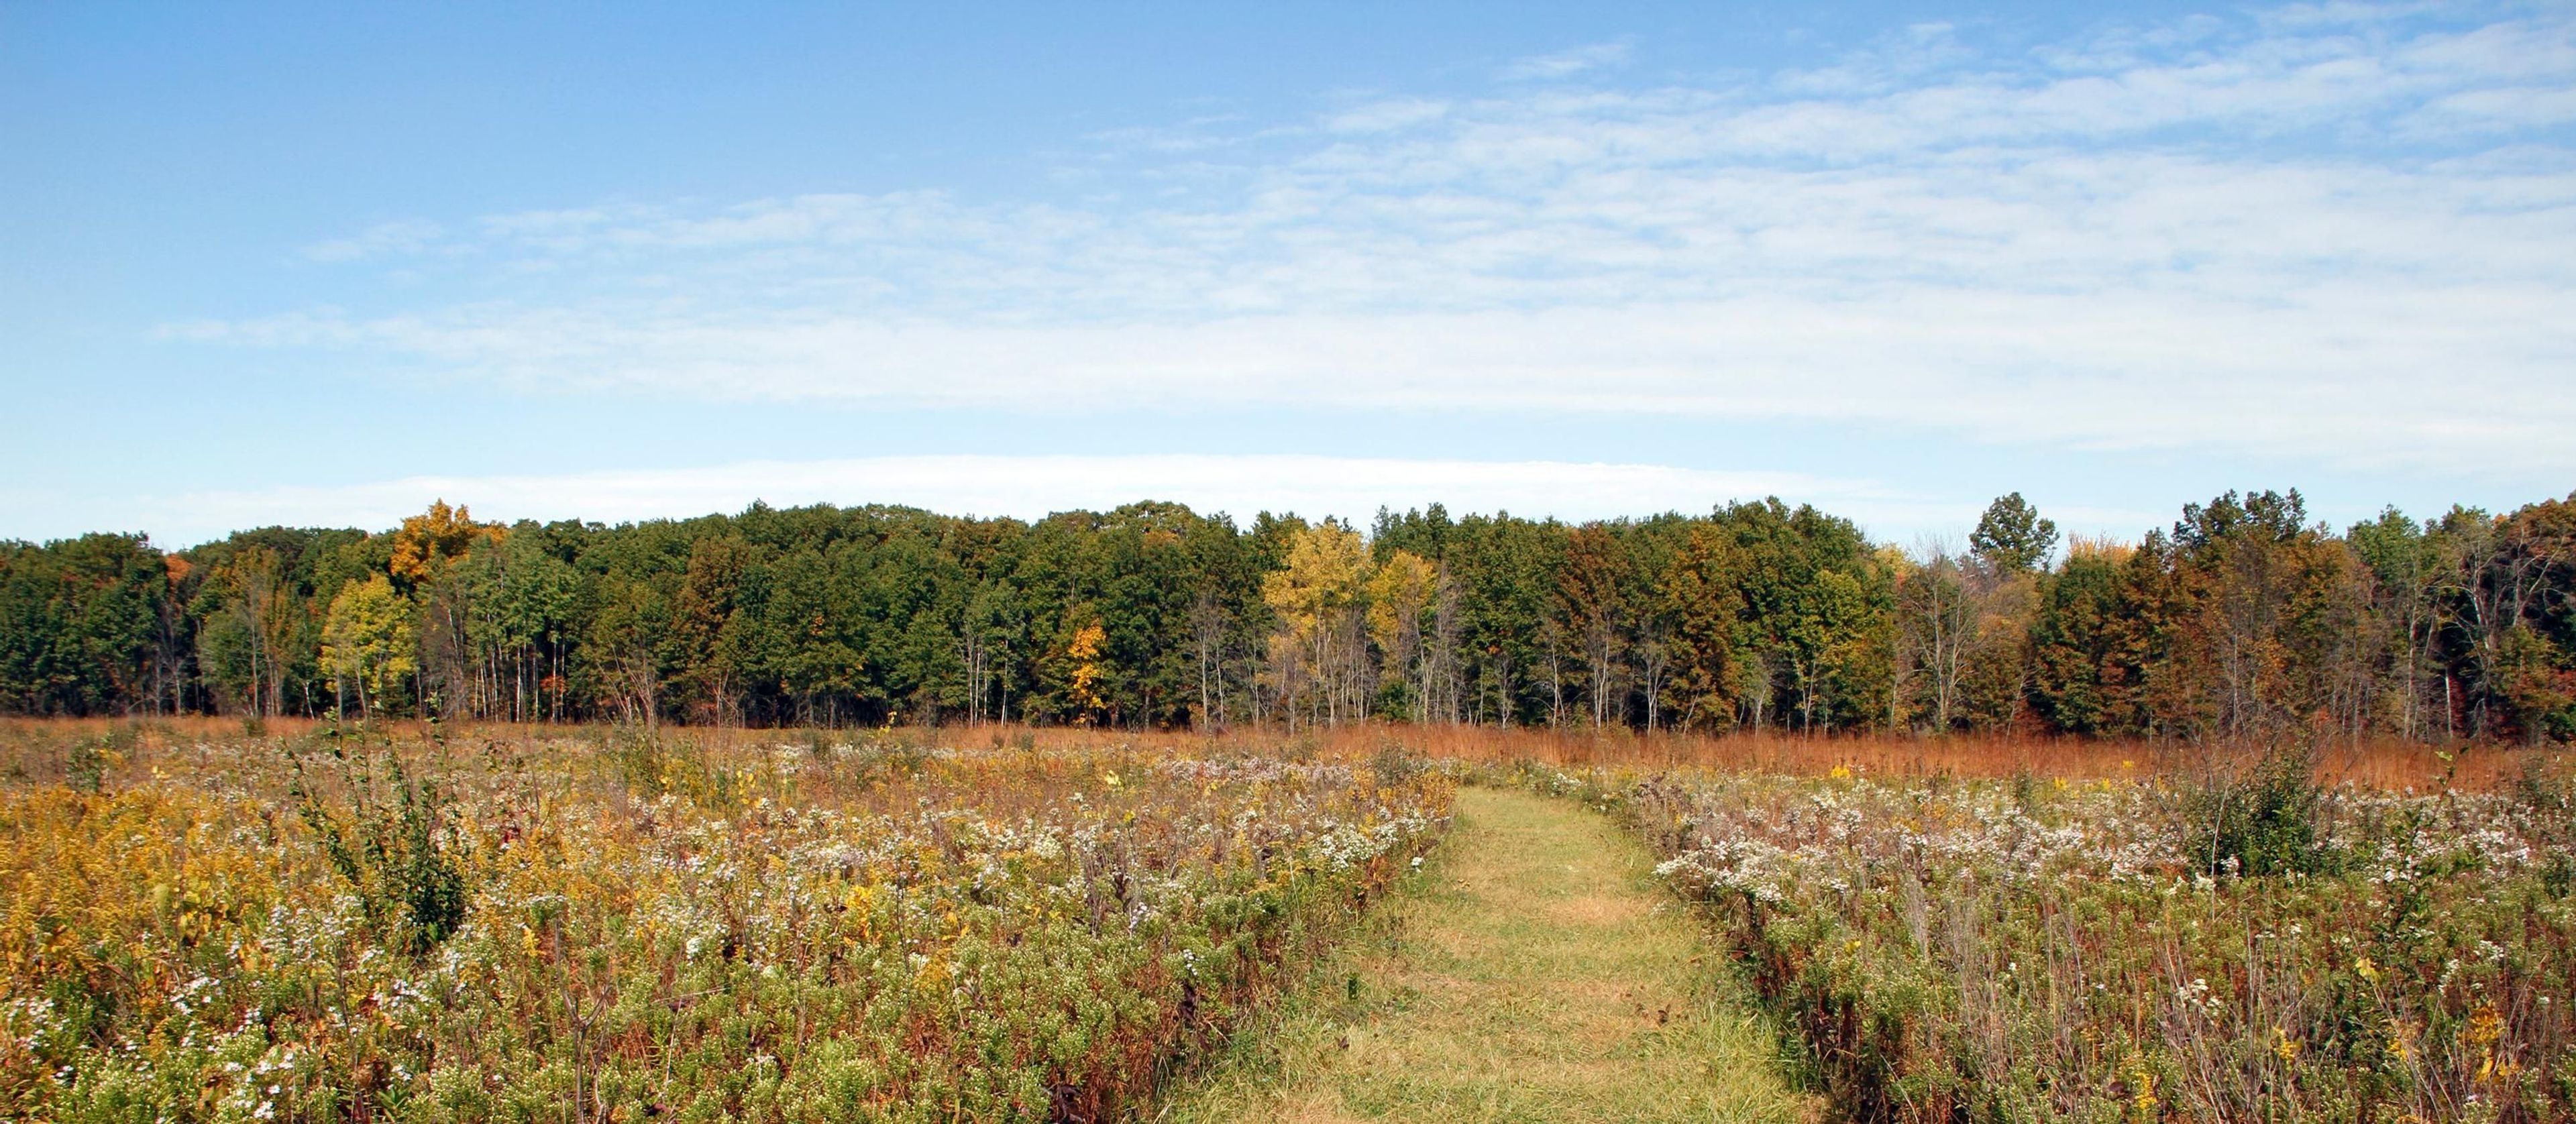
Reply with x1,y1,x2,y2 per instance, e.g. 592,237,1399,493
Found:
2184,740,2331,875
63,740,110,794
290,745,468,954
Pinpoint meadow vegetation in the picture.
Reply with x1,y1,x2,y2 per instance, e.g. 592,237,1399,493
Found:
0,720,1448,1123
3,712,2568,1123
1516,744,2576,1122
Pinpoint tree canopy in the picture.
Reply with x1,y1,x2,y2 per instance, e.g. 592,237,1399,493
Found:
4,489,2570,744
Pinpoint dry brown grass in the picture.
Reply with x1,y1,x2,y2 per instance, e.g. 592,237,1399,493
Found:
987,722,2526,791
1350,724,2530,792
0,715,2530,792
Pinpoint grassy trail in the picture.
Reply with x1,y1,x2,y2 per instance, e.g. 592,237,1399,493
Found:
1158,787,1815,1123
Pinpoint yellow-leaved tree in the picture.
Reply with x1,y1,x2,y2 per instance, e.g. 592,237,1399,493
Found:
322,575,417,720
388,499,502,590
1262,520,1372,728
1366,550,1439,720
1063,620,1108,726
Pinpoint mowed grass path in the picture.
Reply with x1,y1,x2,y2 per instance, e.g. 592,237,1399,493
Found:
1158,787,1815,1123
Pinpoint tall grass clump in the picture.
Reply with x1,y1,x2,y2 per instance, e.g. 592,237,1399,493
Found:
288,734,470,953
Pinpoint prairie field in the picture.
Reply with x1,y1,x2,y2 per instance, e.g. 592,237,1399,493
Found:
20,1,2576,1119
0,720,1446,1123
3,718,2570,1123
1523,748,2576,1123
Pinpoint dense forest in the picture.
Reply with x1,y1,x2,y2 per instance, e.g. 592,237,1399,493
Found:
1,489,2570,742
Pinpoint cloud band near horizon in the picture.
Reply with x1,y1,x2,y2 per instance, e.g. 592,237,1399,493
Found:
34,454,2162,550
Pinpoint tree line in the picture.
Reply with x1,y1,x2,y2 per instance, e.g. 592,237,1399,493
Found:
2,489,2570,742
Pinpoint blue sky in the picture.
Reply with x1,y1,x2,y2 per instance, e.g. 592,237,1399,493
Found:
4,1,2572,548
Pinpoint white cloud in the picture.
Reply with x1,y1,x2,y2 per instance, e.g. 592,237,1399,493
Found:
196,4,2576,485
115,455,1933,547
300,219,443,262
181,278,2576,478
1499,42,1633,82
1326,99,1452,133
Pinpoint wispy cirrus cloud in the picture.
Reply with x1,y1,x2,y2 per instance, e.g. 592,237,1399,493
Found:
1498,40,1632,81
1324,98,1452,133
180,3,2576,482
299,219,445,263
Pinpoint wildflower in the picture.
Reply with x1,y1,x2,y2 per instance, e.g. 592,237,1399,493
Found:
2354,956,2379,983
2466,1006,2504,1048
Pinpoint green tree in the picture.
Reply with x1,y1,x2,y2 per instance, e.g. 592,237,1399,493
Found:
1659,524,1746,732
0,534,170,716
2348,508,2441,738
2029,543,2143,735
1558,524,1630,728
1713,499,1882,732
1971,492,2060,573
194,545,298,717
